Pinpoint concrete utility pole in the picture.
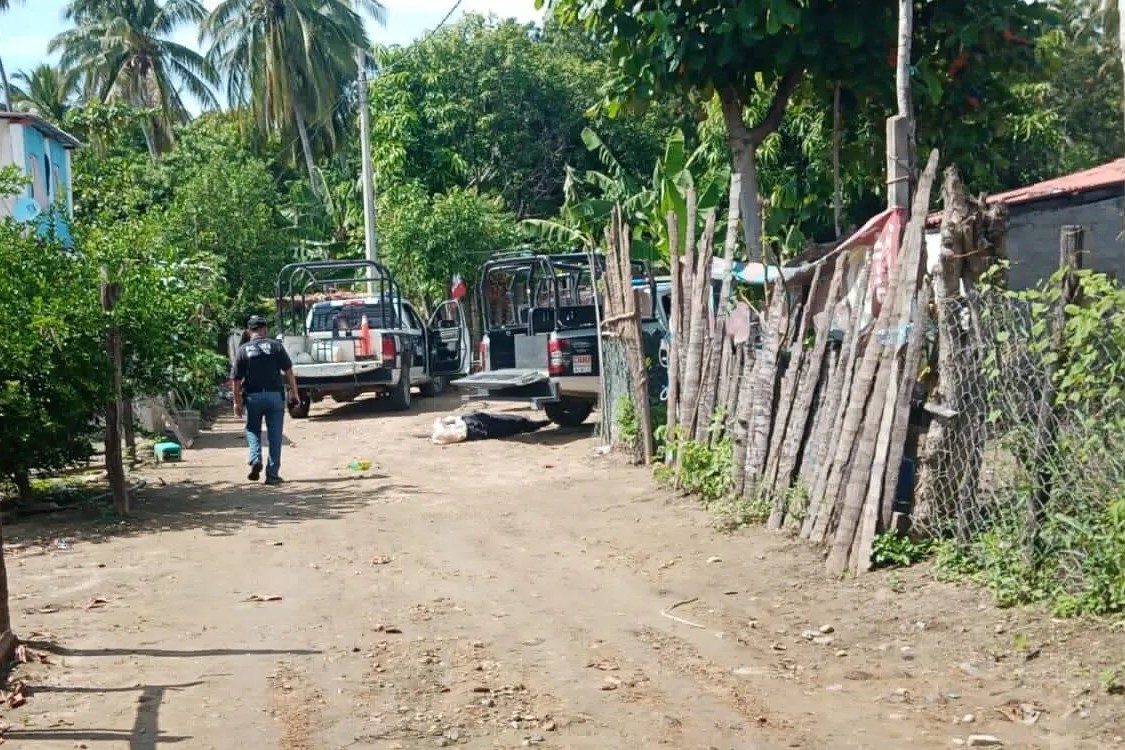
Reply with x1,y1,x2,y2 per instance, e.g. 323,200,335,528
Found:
357,48,379,295
887,0,914,211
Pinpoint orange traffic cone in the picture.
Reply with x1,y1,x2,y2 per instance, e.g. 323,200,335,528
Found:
358,314,371,357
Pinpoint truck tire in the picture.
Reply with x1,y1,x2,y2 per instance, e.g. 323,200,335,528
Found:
289,394,311,419
419,375,448,397
544,398,593,427
387,360,413,411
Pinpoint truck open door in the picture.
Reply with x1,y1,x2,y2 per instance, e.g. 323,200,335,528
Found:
426,299,471,380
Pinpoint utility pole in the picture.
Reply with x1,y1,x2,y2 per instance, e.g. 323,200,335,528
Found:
357,48,379,295
887,0,914,212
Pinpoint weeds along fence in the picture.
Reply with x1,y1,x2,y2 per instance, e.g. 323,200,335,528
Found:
602,151,1125,594
607,149,1125,593
913,227,1125,615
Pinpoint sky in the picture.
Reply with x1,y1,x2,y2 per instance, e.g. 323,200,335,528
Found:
1,0,545,103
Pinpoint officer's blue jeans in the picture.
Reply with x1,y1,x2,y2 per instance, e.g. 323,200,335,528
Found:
245,391,285,479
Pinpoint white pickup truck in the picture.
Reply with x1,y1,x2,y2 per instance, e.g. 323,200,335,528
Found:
275,260,470,418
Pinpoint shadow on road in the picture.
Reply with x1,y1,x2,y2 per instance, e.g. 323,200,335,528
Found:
505,423,599,447
5,470,417,547
29,644,322,659
7,645,325,749
307,391,459,422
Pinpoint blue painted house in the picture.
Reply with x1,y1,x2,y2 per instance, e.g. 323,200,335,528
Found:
0,111,82,246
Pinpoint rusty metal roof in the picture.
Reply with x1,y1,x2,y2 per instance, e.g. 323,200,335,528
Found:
926,158,1125,227
989,158,1125,206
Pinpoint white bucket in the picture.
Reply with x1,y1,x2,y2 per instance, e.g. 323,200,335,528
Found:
176,409,201,442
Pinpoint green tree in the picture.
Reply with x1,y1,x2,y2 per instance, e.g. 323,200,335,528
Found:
10,63,81,122
49,0,219,155
367,14,688,220
377,181,520,306
0,184,107,649
163,157,291,317
0,216,107,501
72,109,292,315
80,213,228,412
203,0,385,191
543,0,891,261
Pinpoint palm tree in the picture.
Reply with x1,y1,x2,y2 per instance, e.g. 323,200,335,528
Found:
49,0,219,154
202,0,386,191
10,64,81,122
0,0,25,110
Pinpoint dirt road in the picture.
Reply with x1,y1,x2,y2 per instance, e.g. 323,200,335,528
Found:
4,395,1124,749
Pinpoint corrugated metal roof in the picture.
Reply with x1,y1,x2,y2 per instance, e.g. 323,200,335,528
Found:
0,111,83,148
926,158,1125,227
988,158,1125,206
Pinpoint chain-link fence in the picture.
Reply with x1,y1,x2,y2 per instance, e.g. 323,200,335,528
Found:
911,282,1125,613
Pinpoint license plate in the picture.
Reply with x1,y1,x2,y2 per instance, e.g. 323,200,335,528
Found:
573,354,593,374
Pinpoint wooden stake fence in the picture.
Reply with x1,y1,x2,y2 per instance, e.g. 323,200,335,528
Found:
597,150,1020,576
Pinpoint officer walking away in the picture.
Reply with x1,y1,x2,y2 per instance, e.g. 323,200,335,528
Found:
231,315,300,485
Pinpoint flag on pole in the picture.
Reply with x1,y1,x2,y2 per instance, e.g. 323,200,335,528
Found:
451,274,467,300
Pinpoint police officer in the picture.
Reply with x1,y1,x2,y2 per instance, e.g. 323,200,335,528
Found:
231,315,300,485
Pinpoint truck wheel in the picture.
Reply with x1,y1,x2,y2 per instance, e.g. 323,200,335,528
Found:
289,395,311,419
544,398,593,427
387,364,413,411
419,375,448,397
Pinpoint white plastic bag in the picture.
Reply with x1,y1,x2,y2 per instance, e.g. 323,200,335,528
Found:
430,415,469,445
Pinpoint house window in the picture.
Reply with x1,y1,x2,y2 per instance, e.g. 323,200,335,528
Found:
44,154,51,202
27,158,46,209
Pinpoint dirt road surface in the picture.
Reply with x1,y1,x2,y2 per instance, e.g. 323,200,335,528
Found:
4,395,1124,749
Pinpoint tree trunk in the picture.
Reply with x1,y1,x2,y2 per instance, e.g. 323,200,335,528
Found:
140,119,159,161
13,471,31,504
123,399,137,467
719,71,803,263
911,167,1008,536
0,515,13,657
105,335,128,515
102,277,129,515
733,141,764,263
0,54,12,111
295,106,321,198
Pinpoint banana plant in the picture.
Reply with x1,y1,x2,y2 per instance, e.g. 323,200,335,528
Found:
524,124,730,266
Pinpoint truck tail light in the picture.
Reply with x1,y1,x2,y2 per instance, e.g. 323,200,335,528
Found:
381,335,396,362
547,334,567,376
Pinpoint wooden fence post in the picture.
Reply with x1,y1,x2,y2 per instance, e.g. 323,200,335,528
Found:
1024,225,1083,570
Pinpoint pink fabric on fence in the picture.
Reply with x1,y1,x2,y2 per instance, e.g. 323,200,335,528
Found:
868,208,904,318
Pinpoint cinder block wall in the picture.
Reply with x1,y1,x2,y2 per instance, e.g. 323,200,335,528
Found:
1005,191,1125,290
